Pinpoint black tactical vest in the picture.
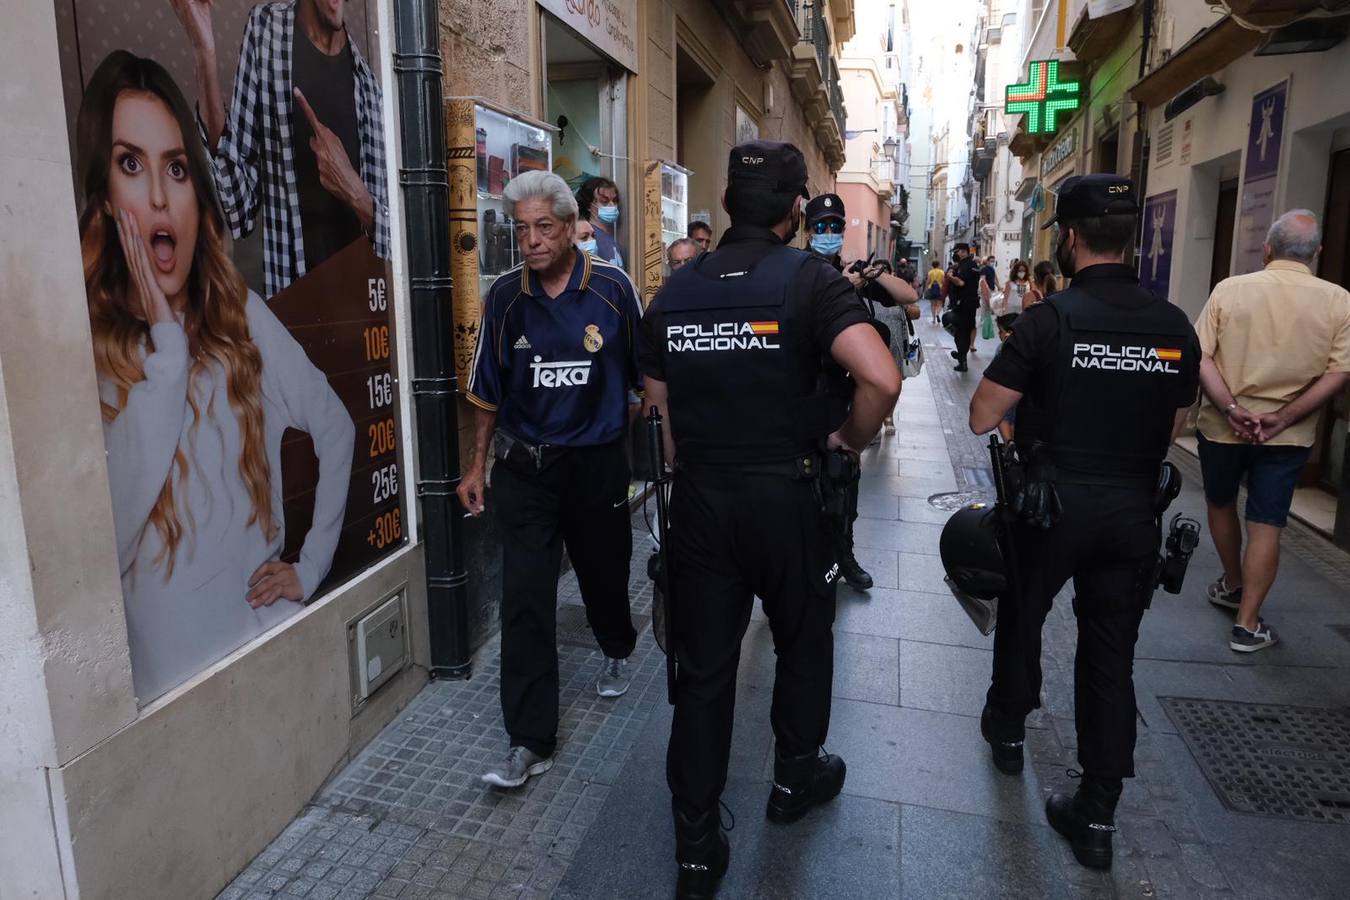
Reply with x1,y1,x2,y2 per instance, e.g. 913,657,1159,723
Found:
1014,282,1193,478
658,245,849,466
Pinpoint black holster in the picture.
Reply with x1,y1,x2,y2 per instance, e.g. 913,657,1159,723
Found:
818,449,860,526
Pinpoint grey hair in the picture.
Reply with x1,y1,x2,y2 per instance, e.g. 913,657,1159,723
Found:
503,170,579,221
667,237,699,259
1266,208,1321,263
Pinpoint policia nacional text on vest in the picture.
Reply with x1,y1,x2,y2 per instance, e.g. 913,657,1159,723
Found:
961,173,1201,872
638,140,900,900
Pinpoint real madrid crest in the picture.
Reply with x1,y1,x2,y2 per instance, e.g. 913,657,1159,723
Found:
583,324,603,353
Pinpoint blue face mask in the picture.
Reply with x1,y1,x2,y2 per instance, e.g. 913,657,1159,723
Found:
810,234,844,256
596,204,620,225
577,239,598,255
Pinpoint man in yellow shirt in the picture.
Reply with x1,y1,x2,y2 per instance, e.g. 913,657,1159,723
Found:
1196,209,1350,652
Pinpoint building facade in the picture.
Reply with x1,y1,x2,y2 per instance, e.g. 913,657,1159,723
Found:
0,2,857,897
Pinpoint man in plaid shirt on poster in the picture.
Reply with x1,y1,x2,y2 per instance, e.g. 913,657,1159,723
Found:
172,0,390,297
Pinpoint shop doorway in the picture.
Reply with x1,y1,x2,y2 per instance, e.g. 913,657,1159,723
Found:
1209,178,1239,292
543,13,629,267
676,44,719,237
1316,148,1350,499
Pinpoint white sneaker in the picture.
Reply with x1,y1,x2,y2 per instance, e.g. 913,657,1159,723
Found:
596,655,631,698
481,746,553,788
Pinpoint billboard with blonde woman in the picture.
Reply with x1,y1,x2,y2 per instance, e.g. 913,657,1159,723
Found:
56,0,406,703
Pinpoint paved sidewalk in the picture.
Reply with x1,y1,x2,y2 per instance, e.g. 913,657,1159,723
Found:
223,319,1350,900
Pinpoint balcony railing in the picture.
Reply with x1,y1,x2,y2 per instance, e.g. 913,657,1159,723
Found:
828,61,845,140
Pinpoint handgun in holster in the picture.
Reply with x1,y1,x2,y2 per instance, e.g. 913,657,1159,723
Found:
1151,461,1200,595
818,448,859,524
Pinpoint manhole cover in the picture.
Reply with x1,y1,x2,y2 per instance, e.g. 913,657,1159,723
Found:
928,490,994,512
556,603,651,648
1161,697,1350,823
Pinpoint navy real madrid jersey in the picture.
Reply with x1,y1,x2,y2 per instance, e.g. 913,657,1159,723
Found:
466,248,643,447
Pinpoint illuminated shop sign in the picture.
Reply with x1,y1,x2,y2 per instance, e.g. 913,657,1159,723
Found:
1006,60,1082,135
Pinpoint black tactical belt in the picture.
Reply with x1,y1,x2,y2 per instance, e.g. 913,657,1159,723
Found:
678,455,819,481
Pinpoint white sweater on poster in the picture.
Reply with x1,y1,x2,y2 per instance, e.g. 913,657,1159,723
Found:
101,291,355,703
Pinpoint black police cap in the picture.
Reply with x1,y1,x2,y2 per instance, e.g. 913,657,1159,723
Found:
805,193,846,222
727,140,810,199
1044,174,1140,229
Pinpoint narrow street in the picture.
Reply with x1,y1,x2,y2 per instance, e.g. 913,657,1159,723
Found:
222,321,1350,900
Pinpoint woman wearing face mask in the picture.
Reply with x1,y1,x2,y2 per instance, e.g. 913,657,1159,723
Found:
76,51,355,702
574,217,599,257
576,176,624,268
1003,259,1031,313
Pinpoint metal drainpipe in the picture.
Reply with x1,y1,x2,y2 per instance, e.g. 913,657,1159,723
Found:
392,0,471,678
1133,0,1156,262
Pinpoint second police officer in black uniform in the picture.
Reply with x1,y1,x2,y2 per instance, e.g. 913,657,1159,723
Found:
640,142,901,899
967,174,1200,870
804,193,918,592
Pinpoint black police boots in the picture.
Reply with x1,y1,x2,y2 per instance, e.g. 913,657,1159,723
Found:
766,748,847,823
835,532,873,591
1045,776,1122,870
674,807,729,899
980,705,1025,775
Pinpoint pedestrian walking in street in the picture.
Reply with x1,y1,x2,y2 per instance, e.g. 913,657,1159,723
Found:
574,217,598,257
576,175,626,269
947,243,981,371
459,170,642,789
925,259,946,323
964,174,1200,870
1003,259,1031,313
1195,209,1350,652
805,192,918,590
1026,259,1058,307
639,141,900,899
688,219,713,252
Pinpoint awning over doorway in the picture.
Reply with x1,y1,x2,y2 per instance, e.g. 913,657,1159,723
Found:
1129,16,1264,106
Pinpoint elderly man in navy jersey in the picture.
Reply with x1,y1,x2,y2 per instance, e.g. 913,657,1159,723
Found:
459,170,643,789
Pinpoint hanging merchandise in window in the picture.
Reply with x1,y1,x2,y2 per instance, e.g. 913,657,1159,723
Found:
53,0,407,704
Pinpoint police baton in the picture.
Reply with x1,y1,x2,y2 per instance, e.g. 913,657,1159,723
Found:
988,434,1022,603
646,406,678,704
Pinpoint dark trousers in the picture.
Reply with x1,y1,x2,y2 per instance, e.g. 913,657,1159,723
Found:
952,307,976,363
666,470,838,817
985,483,1159,780
493,441,638,757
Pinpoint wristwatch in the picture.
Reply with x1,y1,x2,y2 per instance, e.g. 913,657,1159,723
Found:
1224,401,1239,416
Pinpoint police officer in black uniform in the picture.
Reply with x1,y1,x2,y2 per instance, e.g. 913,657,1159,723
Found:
967,174,1200,870
803,193,918,591
640,142,901,898
947,242,981,371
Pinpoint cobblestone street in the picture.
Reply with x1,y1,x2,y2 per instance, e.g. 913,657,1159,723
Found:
223,320,1350,900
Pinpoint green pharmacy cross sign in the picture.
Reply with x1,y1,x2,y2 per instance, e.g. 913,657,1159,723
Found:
1005,60,1081,135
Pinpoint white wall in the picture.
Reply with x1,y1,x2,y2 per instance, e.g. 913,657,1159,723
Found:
1146,39,1350,318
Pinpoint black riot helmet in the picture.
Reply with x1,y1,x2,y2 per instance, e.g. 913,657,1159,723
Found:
940,506,1006,635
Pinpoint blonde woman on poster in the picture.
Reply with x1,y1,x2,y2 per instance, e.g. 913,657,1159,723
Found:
77,51,355,702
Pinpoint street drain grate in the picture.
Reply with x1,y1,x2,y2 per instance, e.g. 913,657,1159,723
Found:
928,490,994,512
556,602,651,647
1161,697,1350,823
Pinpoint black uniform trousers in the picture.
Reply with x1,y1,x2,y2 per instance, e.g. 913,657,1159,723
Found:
951,301,977,364
493,441,638,758
985,482,1159,780
666,468,838,818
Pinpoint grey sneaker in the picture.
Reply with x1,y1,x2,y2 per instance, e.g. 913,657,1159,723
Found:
596,655,631,698
480,746,553,788
1230,620,1278,653
1207,576,1243,610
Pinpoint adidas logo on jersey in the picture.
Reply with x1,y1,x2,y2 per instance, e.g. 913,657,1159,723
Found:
514,335,532,350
